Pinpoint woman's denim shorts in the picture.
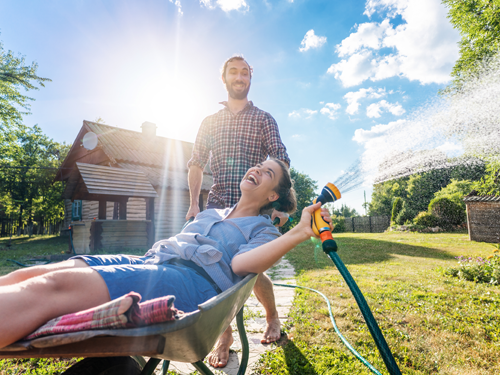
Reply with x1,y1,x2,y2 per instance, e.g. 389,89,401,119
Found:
71,254,218,313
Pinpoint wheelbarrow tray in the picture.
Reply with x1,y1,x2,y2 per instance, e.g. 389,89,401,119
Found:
0,273,258,365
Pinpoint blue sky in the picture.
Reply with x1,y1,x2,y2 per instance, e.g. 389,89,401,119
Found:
0,0,460,213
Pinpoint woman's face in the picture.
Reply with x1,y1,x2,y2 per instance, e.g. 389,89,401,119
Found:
240,159,283,204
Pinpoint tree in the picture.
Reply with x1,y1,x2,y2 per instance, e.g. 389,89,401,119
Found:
0,123,69,228
282,167,318,232
472,157,500,195
0,38,51,127
368,178,408,216
443,0,500,91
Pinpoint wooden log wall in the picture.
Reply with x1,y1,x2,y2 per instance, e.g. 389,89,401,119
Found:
154,189,191,241
466,202,500,243
344,215,391,233
71,222,91,254
97,220,149,251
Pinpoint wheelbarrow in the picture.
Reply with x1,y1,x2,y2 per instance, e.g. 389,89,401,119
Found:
0,273,258,375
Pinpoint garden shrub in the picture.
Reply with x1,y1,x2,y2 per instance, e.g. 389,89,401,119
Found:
413,211,440,227
395,201,417,225
331,214,346,233
391,197,403,224
428,196,465,226
472,158,500,196
446,254,500,284
434,179,474,210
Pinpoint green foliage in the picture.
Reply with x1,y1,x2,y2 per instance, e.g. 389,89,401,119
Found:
394,200,417,225
446,254,500,284
327,203,358,218
391,197,403,224
282,167,318,232
0,123,70,226
442,0,500,91
429,196,466,226
413,211,440,227
0,38,51,126
368,178,408,216
330,214,346,233
472,158,500,196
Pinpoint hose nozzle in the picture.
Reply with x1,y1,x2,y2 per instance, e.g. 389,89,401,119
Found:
311,183,341,253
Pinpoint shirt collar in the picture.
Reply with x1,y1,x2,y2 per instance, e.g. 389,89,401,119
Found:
219,101,254,114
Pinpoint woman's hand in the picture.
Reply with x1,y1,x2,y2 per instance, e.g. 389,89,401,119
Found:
291,202,333,242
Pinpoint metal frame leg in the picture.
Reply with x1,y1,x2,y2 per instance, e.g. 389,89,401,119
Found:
236,306,249,375
140,358,162,375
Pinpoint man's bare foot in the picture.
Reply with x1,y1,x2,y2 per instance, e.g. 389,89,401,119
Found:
207,327,234,368
261,317,281,344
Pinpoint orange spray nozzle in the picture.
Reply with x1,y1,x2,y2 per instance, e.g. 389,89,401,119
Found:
311,183,341,246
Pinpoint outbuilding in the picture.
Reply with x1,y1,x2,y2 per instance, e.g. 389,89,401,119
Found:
55,120,213,253
464,194,500,243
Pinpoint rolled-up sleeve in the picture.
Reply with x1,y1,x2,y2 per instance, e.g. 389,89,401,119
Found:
262,114,290,166
232,226,281,260
187,117,212,170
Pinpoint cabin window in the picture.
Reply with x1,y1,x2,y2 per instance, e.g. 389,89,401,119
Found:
72,200,82,221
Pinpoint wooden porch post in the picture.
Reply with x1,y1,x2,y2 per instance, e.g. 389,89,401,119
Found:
98,200,107,220
118,198,128,220
146,197,155,248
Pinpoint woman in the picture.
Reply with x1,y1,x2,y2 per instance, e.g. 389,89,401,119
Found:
0,159,331,348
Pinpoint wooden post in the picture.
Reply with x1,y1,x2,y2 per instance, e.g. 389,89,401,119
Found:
466,203,472,241
98,200,106,220
146,198,155,248
113,202,119,220
352,217,355,232
369,216,372,233
90,221,103,253
119,198,128,220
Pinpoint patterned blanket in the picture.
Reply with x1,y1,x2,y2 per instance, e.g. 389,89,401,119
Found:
25,292,182,340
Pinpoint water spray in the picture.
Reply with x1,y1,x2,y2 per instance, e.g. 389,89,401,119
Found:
306,182,402,375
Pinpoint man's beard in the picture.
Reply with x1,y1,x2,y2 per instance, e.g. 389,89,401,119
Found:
226,80,251,100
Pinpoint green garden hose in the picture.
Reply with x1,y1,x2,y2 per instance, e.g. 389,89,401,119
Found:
273,282,383,375
273,240,402,375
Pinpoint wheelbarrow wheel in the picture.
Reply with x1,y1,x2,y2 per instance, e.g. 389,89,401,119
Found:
61,356,142,375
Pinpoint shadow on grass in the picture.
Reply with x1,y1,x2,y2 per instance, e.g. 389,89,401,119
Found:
277,336,319,375
288,235,458,271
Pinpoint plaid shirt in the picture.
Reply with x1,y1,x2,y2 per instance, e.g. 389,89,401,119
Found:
188,101,290,208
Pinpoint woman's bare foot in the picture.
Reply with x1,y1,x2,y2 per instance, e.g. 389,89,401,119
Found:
207,327,234,368
261,317,281,344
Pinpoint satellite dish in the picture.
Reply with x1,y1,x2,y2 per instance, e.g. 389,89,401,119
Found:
82,132,98,150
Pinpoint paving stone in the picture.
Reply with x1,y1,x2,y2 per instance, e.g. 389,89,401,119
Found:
158,259,296,374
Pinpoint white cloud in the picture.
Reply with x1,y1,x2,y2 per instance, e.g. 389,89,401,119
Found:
344,87,387,115
288,108,318,119
170,0,183,14
327,0,460,87
436,141,463,154
353,120,402,143
200,0,248,12
299,30,327,52
320,103,341,120
366,100,405,118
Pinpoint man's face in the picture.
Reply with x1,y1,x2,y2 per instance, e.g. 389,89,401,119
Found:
223,59,251,100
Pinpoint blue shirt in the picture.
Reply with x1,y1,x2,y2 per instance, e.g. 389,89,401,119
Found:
144,206,281,292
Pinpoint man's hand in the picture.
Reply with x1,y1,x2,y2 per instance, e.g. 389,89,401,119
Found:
271,209,289,227
186,205,200,221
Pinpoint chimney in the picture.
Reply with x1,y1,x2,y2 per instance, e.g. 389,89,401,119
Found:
141,121,157,137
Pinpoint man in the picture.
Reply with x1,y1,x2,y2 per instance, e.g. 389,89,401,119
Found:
186,55,290,368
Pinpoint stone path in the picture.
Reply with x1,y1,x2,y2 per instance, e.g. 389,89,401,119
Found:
157,259,296,375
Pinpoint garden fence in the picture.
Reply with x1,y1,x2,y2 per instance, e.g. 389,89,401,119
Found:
344,215,391,233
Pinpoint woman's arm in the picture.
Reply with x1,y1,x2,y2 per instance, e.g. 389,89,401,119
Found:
231,203,331,276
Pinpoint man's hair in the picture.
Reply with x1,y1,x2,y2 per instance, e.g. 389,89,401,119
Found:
221,55,253,80
260,158,297,215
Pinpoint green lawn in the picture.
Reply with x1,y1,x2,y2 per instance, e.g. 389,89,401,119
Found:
1,233,498,374
256,232,499,375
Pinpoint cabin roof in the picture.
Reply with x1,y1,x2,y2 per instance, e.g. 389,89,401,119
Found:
56,121,212,191
63,163,159,200
464,195,500,203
